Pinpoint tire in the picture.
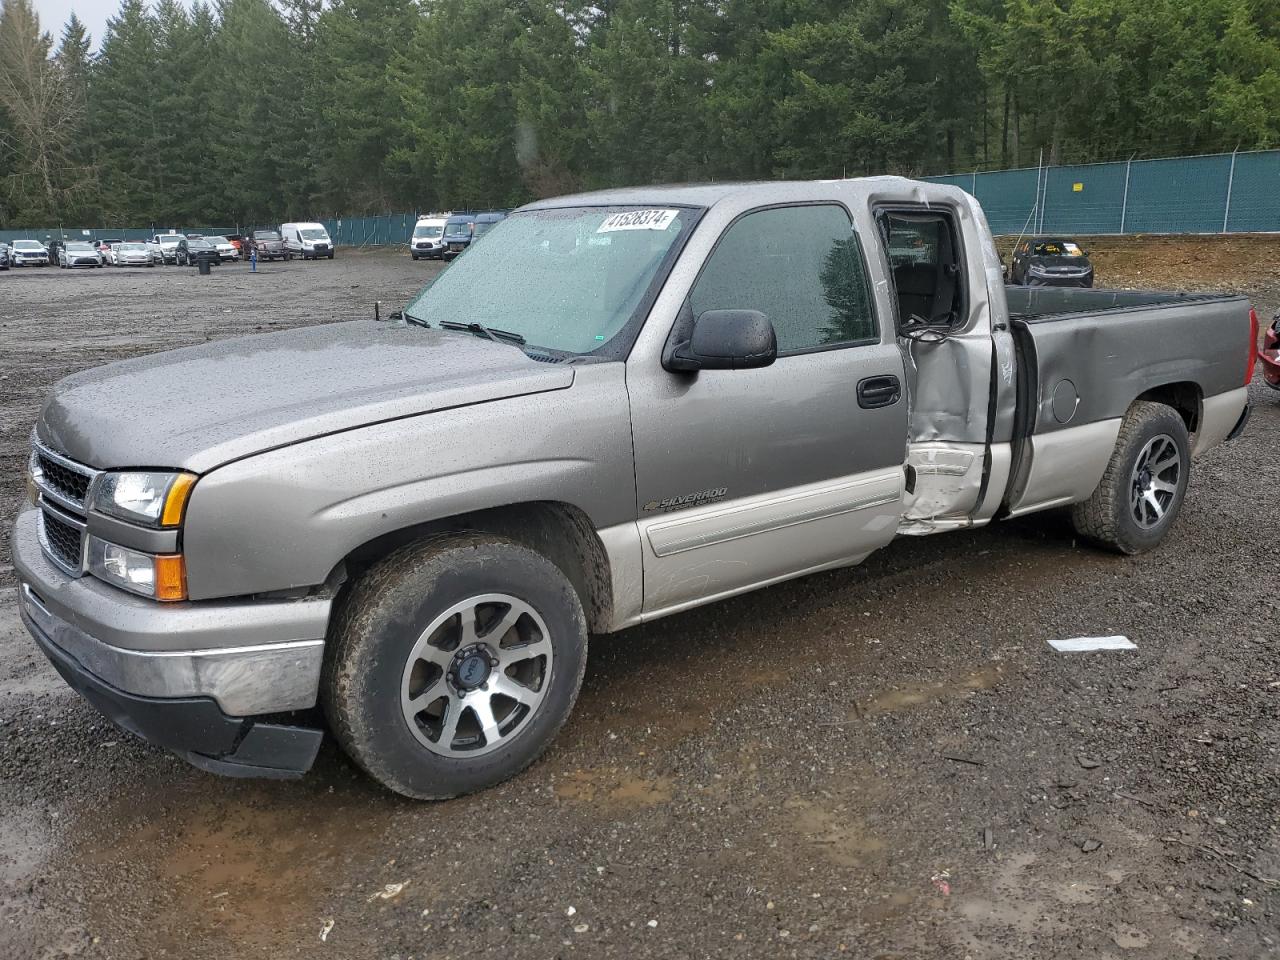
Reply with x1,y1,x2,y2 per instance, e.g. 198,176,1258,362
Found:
323,533,588,800
1070,401,1191,555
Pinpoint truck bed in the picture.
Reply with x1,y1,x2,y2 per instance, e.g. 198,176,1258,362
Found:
1005,285,1231,322
1000,285,1251,517
1004,287,1249,438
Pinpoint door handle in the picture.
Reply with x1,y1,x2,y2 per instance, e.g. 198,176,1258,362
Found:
857,375,901,409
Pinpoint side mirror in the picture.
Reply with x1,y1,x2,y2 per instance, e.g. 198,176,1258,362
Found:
666,309,778,372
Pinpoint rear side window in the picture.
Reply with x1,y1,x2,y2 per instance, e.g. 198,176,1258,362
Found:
689,204,877,354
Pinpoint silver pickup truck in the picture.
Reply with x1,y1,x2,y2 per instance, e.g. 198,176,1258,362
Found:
14,179,1257,798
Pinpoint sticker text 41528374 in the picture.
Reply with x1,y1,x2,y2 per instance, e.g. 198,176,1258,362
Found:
597,209,679,233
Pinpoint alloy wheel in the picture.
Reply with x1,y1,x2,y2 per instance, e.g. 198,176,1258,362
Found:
400,593,553,758
1130,433,1181,528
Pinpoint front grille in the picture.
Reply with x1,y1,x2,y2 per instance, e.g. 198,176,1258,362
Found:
39,509,83,574
35,451,92,507
30,439,97,576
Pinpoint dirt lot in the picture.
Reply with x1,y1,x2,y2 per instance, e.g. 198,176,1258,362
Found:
1,243,1278,960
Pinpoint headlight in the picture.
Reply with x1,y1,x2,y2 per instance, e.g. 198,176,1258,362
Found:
92,471,196,527
87,536,187,600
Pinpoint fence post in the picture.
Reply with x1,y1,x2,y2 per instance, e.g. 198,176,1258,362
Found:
971,170,977,197
1120,156,1132,234
1222,146,1238,234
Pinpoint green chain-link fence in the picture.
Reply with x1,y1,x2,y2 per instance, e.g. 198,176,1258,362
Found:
4,150,1277,244
926,148,1280,236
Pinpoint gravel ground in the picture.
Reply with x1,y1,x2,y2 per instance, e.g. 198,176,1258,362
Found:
1,246,1277,960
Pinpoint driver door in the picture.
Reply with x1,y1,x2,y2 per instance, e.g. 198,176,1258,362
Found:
626,203,909,616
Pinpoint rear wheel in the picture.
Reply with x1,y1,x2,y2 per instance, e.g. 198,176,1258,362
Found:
323,533,588,799
1071,401,1191,554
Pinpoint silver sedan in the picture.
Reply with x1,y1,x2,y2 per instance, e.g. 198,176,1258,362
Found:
114,243,156,267
59,243,104,268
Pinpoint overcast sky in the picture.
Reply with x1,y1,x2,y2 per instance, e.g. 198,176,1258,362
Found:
34,1,196,50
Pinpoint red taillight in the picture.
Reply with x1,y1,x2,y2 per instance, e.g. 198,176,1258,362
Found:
1245,307,1258,385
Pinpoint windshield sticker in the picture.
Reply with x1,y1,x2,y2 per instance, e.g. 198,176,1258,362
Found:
597,209,678,233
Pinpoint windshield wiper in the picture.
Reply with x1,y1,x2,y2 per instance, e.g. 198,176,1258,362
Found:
393,310,431,328
439,320,526,345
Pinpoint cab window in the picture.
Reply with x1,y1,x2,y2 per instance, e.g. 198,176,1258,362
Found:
881,210,966,329
688,204,877,354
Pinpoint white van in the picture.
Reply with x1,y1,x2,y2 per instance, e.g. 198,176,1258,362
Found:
409,215,449,260
280,222,334,260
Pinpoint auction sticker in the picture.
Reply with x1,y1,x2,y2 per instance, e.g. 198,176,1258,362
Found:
598,209,678,232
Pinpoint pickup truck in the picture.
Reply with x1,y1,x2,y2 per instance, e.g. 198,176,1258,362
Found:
14,179,1256,799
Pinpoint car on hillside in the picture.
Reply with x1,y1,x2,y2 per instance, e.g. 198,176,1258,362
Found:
10,240,50,267
409,216,448,260
281,222,335,260
59,242,103,269
114,242,156,267
205,236,240,262
176,236,220,266
441,214,476,258
1009,237,1095,287
11,178,1256,799
248,230,286,261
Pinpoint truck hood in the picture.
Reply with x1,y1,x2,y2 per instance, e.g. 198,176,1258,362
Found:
37,320,574,473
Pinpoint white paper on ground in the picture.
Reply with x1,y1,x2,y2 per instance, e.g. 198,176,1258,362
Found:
1048,635,1137,652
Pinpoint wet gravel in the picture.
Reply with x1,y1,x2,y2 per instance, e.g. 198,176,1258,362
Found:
1,250,1278,959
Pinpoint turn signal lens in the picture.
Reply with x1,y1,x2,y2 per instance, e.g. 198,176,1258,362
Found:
154,555,188,602
86,536,188,601
161,473,196,527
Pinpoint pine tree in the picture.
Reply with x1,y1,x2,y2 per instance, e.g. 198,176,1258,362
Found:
0,0,82,222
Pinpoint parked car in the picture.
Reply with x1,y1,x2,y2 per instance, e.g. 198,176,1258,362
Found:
409,216,448,260
0,243,10,270
11,179,1256,798
470,211,507,244
114,242,156,267
441,214,476,258
205,236,239,262
59,242,103,269
1009,237,1095,287
176,236,220,266
95,239,123,265
248,229,286,261
1261,310,1280,392
10,239,50,266
281,222,334,260
226,234,245,254
151,234,183,264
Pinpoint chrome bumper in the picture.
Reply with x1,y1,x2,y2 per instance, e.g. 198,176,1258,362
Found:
12,506,329,717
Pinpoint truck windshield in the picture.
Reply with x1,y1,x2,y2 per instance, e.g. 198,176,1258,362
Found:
413,224,443,238
300,228,327,240
403,206,693,354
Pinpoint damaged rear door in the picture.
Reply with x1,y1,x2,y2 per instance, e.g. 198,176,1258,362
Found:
872,193,1017,532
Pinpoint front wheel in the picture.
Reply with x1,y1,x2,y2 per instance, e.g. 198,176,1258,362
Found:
323,533,588,800
1071,401,1191,555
